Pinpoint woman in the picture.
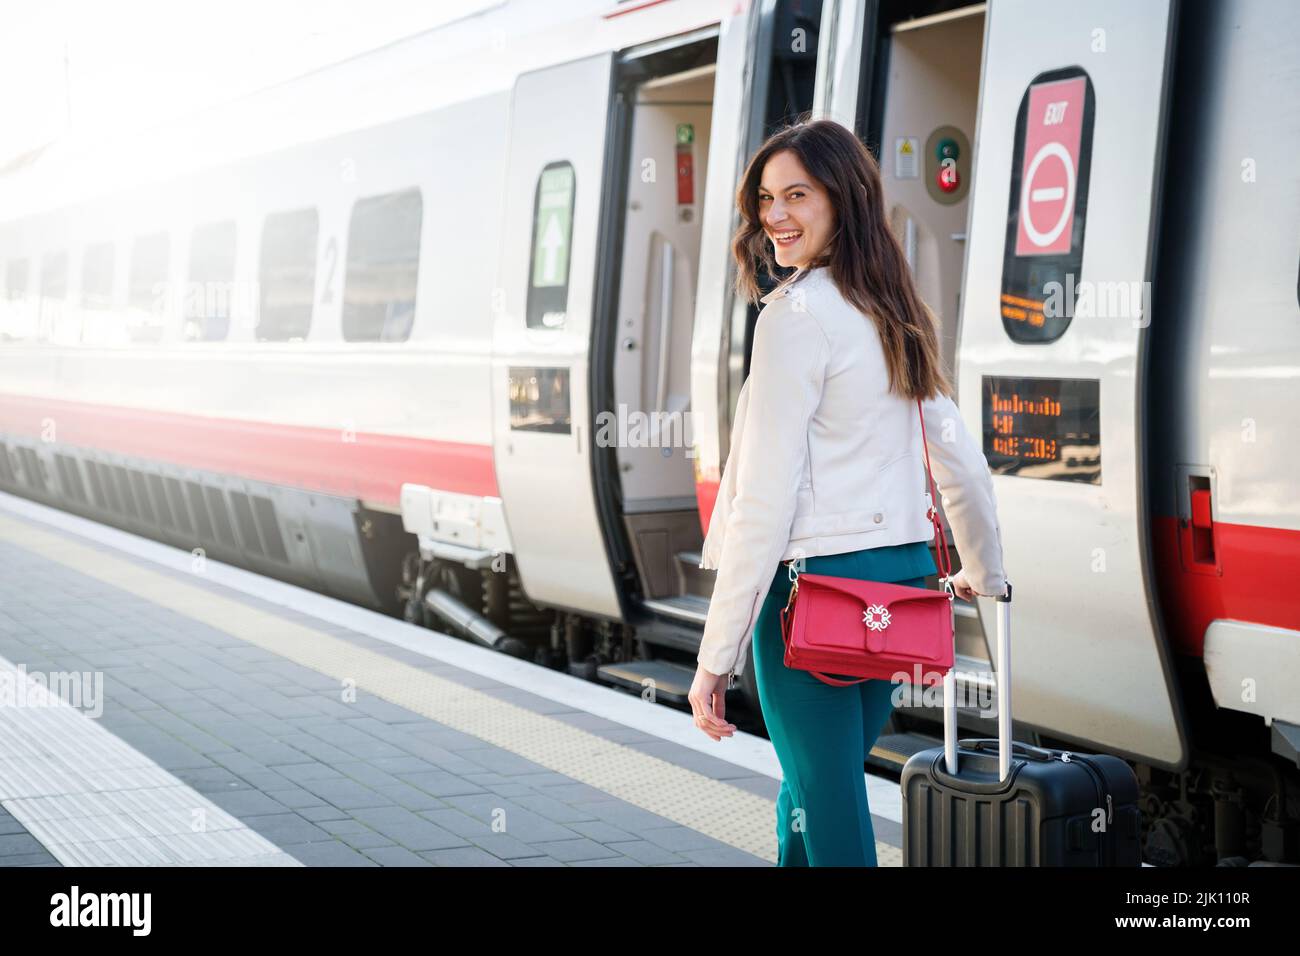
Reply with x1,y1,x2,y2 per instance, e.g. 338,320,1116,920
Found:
688,117,1008,866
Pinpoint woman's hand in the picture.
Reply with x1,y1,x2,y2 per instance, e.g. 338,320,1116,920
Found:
688,667,738,740
948,568,1007,601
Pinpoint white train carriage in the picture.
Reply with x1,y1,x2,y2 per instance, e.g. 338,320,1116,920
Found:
0,0,1297,864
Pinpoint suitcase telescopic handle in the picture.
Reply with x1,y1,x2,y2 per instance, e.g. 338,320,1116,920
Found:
944,582,1012,782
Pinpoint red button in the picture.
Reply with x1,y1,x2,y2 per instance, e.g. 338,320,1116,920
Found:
937,163,960,193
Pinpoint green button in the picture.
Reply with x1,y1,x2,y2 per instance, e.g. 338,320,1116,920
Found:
936,137,959,161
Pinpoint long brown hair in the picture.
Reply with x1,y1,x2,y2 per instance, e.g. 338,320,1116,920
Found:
732,116,952,400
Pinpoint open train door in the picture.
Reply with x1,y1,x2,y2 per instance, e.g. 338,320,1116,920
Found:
491,53,623,621
955,1,1186,769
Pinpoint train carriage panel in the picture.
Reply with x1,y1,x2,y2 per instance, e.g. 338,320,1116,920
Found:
1147,0,1300,734
955,0,1187,769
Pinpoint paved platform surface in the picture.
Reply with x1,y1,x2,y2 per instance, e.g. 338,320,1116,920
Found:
0,494,906,867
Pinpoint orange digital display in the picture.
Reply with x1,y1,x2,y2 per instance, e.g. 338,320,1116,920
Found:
981,376,1100,483
999,293,1047,329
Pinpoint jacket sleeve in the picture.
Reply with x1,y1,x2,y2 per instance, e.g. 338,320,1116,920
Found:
919,392,1008,596
696,298,830,676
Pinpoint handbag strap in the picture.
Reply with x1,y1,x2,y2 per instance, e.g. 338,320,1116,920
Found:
916,397,953,585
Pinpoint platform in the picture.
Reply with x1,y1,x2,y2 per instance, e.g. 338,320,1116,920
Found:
0,491,907,867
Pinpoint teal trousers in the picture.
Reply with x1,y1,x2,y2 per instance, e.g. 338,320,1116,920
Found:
752,540,936,866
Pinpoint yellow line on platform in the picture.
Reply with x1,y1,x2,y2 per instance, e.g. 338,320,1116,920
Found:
0,513,903,867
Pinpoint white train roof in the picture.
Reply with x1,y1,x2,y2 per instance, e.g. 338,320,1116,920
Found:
0,0,728,223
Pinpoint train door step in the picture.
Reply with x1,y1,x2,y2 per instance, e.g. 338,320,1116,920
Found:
869,731,946,775
597,658,696,705
641,592,709,625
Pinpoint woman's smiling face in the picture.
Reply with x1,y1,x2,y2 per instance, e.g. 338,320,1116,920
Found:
758,149,834,269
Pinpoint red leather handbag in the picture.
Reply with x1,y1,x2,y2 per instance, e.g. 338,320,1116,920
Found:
778,398,955,687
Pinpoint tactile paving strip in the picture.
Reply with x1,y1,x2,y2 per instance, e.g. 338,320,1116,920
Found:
0,654,300,866
0,513,902,867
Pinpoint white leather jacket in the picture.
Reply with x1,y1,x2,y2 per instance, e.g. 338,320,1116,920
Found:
696,265,1007,681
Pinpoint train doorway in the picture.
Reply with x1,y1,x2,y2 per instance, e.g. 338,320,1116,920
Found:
811,2,992,690
864,2,985,396
591,2,826,710
588,29,721,641
862,4,989,678
809,1,996,753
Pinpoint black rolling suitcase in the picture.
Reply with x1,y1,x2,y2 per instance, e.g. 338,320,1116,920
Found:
900,585,1143,865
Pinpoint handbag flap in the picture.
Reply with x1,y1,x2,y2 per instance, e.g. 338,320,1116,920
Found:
791,572,953,663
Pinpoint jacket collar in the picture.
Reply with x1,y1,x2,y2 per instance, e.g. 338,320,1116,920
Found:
759,265,826,304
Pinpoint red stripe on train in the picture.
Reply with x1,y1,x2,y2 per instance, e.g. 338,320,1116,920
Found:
1150,515,1300,657
0,393,498,508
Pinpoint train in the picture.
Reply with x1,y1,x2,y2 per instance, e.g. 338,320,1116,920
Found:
0,0,1296,866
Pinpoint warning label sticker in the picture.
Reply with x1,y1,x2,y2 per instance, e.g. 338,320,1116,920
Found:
895,137,919,179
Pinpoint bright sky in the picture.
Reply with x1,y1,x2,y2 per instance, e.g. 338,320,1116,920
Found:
0,0,498,168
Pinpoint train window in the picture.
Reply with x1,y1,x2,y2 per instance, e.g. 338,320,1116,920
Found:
40,251,69,340
342,189,422,342
762,0,823,138
81,242,115,311
185,221,236,342
525,161,575,330
127,232,171,343
258,208,318,342
508,365,571,433
1000,67,1095,343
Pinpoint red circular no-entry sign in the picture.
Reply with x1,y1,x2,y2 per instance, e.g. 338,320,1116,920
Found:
1015,76,1087,257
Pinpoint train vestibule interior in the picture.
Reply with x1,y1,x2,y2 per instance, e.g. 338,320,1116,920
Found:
609,46,716,618
876,3,985,384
